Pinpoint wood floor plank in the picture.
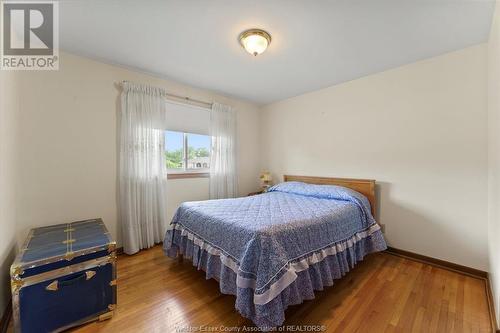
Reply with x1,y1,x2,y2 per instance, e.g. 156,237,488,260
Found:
7,246,494,333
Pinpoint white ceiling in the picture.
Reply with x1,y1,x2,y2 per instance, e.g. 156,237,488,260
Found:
59,0,495,105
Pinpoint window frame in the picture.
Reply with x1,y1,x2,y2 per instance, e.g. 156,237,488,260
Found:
165,131,211,179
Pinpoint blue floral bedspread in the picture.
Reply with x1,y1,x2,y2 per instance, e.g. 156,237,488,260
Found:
164,181,387,328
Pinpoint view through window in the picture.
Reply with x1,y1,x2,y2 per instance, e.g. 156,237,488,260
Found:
165,131,210,172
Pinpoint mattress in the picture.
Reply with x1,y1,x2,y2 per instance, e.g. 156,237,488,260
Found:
163,181,387,328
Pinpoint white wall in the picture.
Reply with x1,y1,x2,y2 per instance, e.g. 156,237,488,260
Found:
488,1,500,324
15,52,261,246
0,70,19,313
260,45,489,270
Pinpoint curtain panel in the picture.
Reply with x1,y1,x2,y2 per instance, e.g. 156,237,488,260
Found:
209,102,238,199
120,82,168,254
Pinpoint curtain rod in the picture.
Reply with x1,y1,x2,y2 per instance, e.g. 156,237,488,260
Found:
120,81,213,109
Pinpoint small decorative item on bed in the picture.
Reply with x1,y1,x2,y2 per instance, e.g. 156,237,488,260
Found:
163,175,387,329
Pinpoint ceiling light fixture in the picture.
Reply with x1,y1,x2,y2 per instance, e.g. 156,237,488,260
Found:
239,29,272,56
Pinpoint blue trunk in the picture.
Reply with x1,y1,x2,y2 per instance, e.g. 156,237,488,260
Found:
11,219,117,333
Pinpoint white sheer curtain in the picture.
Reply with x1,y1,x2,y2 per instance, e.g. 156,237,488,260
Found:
209,102,238,199
120,82,168,255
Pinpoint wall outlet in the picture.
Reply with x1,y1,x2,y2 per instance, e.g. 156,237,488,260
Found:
380,223,386,233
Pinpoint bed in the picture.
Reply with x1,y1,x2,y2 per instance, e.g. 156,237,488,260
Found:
163,175,387,329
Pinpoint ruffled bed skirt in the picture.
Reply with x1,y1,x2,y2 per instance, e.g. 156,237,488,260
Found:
164,227,387,329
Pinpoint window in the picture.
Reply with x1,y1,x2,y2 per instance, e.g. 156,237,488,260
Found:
165,130,211,177
165,131,185,170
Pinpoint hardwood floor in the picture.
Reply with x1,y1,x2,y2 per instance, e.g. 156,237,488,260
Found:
9,245,493,332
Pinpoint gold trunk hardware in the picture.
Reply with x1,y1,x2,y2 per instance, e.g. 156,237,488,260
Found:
46,280,58,291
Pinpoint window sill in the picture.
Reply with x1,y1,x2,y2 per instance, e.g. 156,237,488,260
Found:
167,172,210,180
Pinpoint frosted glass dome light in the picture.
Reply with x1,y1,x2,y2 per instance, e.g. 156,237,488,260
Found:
239,29,272,56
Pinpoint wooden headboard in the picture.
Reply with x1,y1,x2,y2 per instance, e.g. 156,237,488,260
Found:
283,175,376,216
